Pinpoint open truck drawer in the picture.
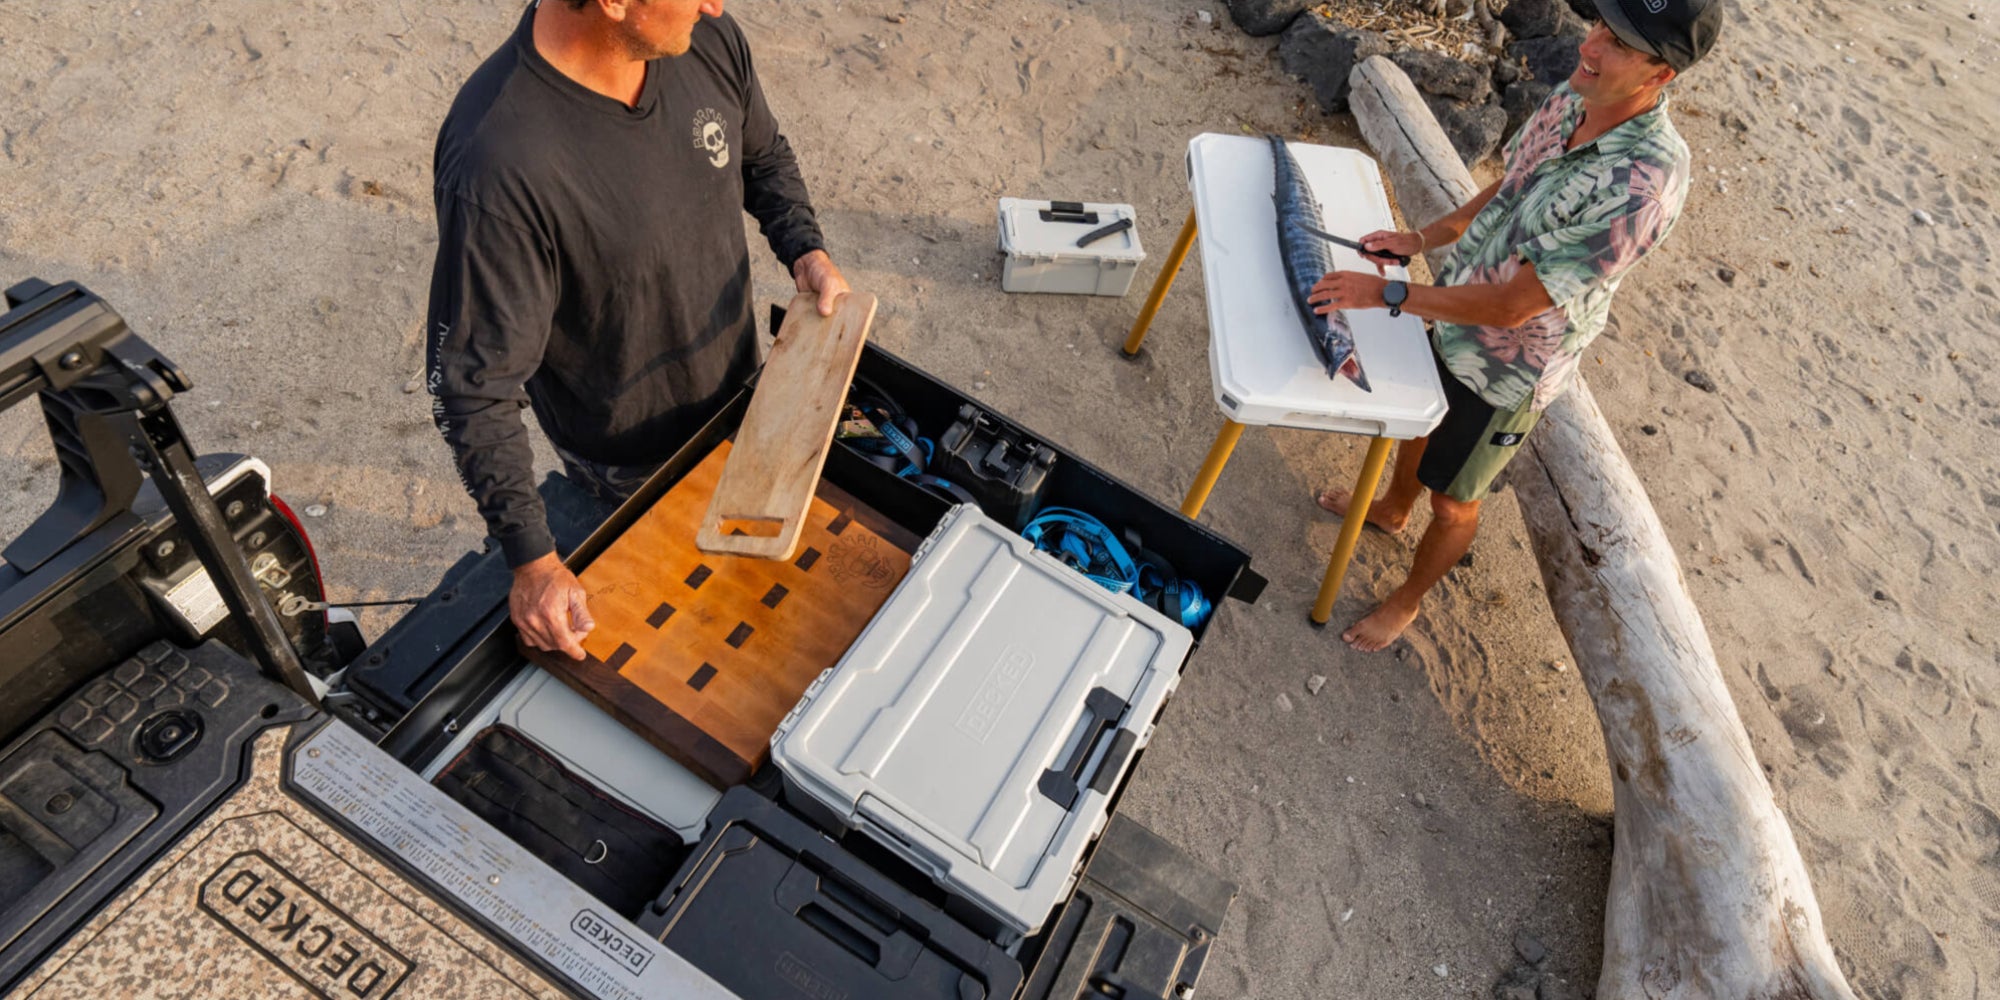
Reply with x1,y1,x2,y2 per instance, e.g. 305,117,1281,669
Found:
357,342,1260,752
351,341,1257,999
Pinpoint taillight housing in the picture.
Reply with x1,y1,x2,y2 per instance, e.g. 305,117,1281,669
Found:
267,493,327,607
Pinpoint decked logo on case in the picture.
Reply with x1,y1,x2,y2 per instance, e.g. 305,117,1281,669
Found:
692,108,730,169
776,952,848,1000
571,908,653,975
957,644,1035,744
1489,431,1525,448
199,851,415,998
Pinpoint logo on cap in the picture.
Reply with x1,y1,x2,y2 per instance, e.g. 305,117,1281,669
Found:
1643,0,1666,11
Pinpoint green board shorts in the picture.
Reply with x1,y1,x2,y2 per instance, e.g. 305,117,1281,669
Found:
1416,348,1542,503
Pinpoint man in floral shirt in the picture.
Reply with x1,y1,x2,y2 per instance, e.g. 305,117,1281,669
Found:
1308,0,1721,651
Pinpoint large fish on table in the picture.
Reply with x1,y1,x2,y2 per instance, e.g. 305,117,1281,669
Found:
1268,134,1371,391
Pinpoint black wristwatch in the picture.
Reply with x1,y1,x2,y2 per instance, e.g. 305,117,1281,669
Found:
1382,280,1409,318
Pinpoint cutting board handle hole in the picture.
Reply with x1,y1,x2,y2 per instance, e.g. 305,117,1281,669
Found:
719,516,786,538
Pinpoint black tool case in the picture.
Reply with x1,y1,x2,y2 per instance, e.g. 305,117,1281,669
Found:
639,786,1024,1000
1019,814,1237,1000
933,403,1057,530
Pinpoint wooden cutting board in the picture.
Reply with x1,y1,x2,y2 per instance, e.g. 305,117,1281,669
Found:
528,439,916,787
696,291,876,560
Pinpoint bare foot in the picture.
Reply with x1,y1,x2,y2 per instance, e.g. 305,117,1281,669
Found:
1341,600,1419,652
1314,488,1409,534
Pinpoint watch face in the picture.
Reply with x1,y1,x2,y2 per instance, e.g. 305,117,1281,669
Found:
1384,281,1407,306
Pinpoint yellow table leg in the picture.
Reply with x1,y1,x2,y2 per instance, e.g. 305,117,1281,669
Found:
1312,436,1394,626
1122,208,1199,357
1180,420,1245,519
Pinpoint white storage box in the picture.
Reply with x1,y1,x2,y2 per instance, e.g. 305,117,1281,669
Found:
998,197,1146,296
770,505,1192,942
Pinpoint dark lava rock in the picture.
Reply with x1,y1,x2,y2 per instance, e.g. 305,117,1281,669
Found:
1279,12,1392,114
1509,34,1582,87
1684,369,1719,393
1640,423,1660,435
1425,94,1509,165
1499,0,1560,38
1225,0,1315,36
1538,978,1581,1000
1501,0,1591,40
1492,55,1525,87
1501,80,1553,138
1564,0,1599,22
1391,49,1492,103
1493,964,1541,1000
1513,931,1549,966
1717,265,1737,284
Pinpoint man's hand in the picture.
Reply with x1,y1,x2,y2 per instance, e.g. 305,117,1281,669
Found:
1309,270,1390,315
1358,229,1424,270
792,249,850,316
511,552,594,659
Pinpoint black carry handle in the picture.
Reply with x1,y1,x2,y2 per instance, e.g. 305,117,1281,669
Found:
777,857,925,978
1300,222,1411,267
1038,688,1134,810
1075,218,1134,249
1040,199,1100,225
1088,973,1175,1000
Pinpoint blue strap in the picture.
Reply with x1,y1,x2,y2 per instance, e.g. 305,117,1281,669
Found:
1134,561,1212,629
1023,508,1139,595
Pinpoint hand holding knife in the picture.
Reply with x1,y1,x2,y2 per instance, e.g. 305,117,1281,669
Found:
1301,223,1411,267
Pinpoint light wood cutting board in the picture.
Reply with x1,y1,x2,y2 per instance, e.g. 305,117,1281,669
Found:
696,291,876,560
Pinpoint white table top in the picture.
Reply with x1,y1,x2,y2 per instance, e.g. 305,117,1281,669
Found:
1187,133,1446,440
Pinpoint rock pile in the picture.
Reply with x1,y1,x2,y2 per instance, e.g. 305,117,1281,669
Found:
1227,0,1599,165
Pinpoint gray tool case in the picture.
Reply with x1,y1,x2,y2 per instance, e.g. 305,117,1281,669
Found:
770,505,1193,942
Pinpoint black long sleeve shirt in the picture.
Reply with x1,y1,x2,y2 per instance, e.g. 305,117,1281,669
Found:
425,3,824,567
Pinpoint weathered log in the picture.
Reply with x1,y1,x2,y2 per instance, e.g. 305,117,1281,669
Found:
1347,55,1858,1000
1347,55,1477,274
1512,382,1856,999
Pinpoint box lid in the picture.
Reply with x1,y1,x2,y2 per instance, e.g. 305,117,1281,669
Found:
770,505,1190,937
645,788,1024,1000
1186,133,1447,439
998,198,1146,262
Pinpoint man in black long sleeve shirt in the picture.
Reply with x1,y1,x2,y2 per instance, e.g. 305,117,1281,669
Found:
426,0,848,657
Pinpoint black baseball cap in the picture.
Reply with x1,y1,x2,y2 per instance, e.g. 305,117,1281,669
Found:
1593,0,1724,73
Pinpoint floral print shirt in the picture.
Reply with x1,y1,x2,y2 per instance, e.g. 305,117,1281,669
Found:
1432,83,1691,412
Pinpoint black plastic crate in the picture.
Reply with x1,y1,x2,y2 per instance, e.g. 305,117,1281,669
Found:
1020,814,1237,1000
847,345,1262,642
639,787,1023,1000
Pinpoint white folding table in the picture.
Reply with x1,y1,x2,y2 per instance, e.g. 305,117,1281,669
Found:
1124,134,1447,624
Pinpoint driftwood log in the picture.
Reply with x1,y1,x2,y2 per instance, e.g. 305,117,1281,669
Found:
1348,56,1479,276
1346,55,1857,1000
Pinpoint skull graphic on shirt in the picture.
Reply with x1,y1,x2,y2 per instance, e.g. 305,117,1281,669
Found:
692,109,729,169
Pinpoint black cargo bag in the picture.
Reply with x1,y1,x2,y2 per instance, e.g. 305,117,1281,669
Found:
435,725,688,919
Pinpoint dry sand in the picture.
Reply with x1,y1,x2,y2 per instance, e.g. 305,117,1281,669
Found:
2,0,1996,996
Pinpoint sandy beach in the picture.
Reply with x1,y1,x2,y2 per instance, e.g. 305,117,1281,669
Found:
2,0,1995,996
